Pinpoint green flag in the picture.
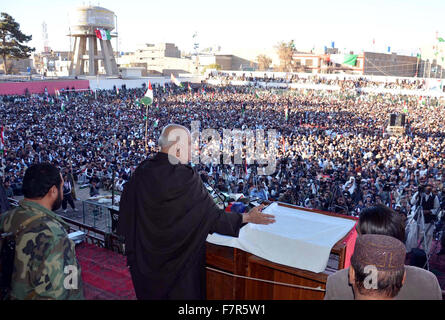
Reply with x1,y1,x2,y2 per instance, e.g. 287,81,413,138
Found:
438,37,445,42
61,102,65,112
343,54,358,66
141,81,153,106
171,74,183,87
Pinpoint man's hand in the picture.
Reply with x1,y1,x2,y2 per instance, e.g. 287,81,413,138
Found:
242,204,276,225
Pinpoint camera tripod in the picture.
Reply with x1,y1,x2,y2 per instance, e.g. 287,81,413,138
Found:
328,181,349,214
410,196,436,271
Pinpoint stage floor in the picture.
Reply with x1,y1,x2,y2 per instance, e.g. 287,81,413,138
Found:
76,242,136,300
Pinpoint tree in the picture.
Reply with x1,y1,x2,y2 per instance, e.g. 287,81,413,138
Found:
256,54,272,71
0,12,35,74
275,40,297,72
202,63,221,74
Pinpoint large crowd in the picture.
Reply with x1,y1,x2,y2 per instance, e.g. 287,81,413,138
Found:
1,78,445,220
208,71,431,90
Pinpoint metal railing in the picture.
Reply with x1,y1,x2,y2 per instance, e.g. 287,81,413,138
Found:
6,197,124,254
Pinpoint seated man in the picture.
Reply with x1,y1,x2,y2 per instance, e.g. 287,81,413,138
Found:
325,204,442,300
349,234,406,300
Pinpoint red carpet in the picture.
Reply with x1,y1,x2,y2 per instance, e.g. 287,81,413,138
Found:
75,242,136,300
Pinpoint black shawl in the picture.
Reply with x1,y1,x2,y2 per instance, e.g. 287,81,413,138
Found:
117,152,242,298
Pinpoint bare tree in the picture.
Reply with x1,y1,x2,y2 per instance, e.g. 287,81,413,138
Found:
256,54,272,71
275,40,296,72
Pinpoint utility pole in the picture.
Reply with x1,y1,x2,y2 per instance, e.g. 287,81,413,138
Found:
193,32,199,74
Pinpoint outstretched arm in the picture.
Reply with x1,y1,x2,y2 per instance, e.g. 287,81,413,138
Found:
242,204,275,225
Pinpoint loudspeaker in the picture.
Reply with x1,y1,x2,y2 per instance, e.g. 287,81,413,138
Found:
389,113,406,127
389,114,397,126
400,114,406,126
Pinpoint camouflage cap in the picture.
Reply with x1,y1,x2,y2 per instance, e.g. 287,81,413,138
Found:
351,234,406,272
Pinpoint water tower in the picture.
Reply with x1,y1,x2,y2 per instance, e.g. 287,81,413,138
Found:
68,6,118,76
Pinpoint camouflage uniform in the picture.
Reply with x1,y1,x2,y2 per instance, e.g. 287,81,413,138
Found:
0,200,84,300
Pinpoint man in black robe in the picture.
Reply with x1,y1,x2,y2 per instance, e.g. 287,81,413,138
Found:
117,124,275,300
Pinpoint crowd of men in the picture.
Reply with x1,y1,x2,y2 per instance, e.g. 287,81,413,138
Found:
1,77,445,225
208,71,429,90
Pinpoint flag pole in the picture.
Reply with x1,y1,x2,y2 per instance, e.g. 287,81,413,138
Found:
145,105,148,152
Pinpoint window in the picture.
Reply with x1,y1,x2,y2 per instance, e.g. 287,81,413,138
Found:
306,59,313,67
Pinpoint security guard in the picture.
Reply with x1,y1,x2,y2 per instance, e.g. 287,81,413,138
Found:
0,163,83,299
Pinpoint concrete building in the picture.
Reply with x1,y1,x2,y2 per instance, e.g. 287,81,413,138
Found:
290,51,435,77
292,52,365,74
119,43,193,75
137,43,181,59
193,53,257,72
119,43,258,75
0,57,33,74
418,42,445,78
33,51,71,76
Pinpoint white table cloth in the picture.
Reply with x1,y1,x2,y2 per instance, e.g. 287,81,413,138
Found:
206,202,355,273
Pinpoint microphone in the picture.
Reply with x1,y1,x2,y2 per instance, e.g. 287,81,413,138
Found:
204,182,227,208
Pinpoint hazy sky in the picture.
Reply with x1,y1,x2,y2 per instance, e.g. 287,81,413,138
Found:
2,0,444,55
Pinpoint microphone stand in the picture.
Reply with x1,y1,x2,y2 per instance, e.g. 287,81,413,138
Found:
205,182,227,209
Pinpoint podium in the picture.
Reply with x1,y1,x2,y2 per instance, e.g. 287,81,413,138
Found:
205,203,357,300
386,126,405,136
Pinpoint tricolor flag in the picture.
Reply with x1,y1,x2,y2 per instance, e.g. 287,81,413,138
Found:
285,106,289,121
61,102,65,112
153,119,159,128
403,101,408,113
141,81,153,106
0,126,5,155
171,74,183,87
188,83,192,92
95,29,111,40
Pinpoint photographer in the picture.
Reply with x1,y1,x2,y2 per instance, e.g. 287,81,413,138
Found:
409,184,440,253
